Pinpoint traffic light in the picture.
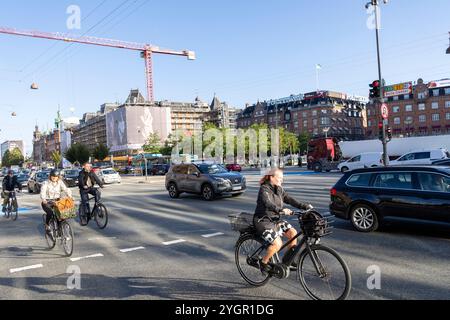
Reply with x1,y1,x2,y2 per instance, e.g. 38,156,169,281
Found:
378,122,384,141
370,80,381,99
386,126,392,141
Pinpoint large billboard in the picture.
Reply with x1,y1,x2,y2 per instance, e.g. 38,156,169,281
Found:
106,107,128,153
383,82,413,97
428,79,450,89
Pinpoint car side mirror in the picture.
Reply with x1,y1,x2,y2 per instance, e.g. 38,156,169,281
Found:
193,172,200,177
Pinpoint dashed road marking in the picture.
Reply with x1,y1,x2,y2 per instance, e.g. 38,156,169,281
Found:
202,232,225,238
10,264,43,274
162,239,186,246
70,253,104,262
88,237,117,241
120,247,145,253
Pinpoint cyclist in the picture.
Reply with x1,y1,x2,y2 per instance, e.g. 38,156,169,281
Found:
78,163,104,221
2,170,22,213
254,168,313,274
41,169,73,232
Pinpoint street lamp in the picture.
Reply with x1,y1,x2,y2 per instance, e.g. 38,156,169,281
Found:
323,127,330,138
446,32,450,54
366,0,389,166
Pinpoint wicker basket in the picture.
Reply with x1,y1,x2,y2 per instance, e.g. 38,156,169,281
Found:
228,212,254,232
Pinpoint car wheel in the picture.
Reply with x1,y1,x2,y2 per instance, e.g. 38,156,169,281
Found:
341,167,349,173
350,204,379,232
168,183,180,199
202,184,215,201
313,162,323,173
232,193,243,198
28,187,33,194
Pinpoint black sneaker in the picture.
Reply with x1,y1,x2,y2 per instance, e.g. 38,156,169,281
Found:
259,260,273,275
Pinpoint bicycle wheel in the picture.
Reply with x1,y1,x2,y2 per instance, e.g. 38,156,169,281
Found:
44,216,56,250
235,234,272,287
94,203,108,230
78,205,88,226
6,202,11,219
297,244,351,300
61,221,74,257
11,199,18,221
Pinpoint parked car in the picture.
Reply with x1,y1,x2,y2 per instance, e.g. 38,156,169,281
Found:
226,164,242,172
16,174,30,188
432,159,450,167
338,152,383,173
27,171,50,194
390,148,449,166
118,166,136,175
151,164,170,176
166,162,246,201
330,166,450,232
62,169,80,188
98,168,122,184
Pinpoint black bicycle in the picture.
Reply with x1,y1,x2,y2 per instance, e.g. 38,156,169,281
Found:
230,209,352,300
78,188,108,229
3,190,19,221
43,200,74,257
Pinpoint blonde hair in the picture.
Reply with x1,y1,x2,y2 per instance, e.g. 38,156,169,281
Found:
259,168,283,185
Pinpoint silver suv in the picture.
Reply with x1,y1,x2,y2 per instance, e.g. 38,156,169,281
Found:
166,163,247,201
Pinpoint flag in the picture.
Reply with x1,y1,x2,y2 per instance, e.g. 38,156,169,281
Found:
316,64,322,70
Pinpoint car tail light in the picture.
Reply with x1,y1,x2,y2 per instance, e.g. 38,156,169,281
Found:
330,188,337,196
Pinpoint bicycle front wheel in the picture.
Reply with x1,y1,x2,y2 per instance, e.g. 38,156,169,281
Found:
235,234,272,287
61,221,74,257
94,204,108,230
44,215,56,250
297,244,351,300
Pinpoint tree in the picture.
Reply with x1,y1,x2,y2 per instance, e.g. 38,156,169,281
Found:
1,148,24,167
51,151,62,169
298,132,311,155
143,133,162,154
92,143,110,161
160,134,182,156
65,143,91,165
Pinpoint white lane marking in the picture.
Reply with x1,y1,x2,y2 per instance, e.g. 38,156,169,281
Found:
162,239,186,246
10,264,44,274
120,247,145,253
70,253,104,262
202,232,225,238
88,237,117,241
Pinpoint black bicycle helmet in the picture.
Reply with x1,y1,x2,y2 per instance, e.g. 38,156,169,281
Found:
50,169,61,177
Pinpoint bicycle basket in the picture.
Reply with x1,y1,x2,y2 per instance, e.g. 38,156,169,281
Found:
54,198,77,221
228,212,254,232
300,211,334,238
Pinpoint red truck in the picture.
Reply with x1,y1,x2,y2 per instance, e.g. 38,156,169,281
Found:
307,138,343,172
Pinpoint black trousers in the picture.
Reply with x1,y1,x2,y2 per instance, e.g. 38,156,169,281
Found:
80,188,101,215
42,203,55,225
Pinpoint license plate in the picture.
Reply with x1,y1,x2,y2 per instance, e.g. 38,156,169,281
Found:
232,186,242,191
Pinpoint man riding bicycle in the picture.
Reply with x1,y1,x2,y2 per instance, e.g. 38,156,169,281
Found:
2,170,22,213
78,163,104,221
41,169,73,232
254,168,313,274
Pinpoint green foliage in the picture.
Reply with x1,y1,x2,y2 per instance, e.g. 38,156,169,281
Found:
92,143,110,161
143,133,162,154
65,143,91,165
1,148,24,167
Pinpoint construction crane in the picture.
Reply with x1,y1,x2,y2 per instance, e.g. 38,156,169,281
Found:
0,26,196,102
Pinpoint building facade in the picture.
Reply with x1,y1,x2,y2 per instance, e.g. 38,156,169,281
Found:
366,78,450,138
1,140,25,158
237,91,368,141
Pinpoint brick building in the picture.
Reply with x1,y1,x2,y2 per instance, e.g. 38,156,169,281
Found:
366,78,450,138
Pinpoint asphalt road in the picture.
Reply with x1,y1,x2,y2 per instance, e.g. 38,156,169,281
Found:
1,169,449,300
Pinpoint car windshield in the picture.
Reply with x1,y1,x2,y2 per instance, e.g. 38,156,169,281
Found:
18,175,29,180
197,164,228,174
37,173,49,180
102,170,117,175
65,170,79,176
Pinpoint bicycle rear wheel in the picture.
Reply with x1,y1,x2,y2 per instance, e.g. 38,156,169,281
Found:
297,244,351,300
61,221,74,257
44,215,56,250
235,234,272,287
6,202,11,219
78,205,88,226
11,200,18,221
94,203,108,230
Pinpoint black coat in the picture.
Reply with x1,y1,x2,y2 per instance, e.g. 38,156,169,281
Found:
2,175,21,192
78,170,104,190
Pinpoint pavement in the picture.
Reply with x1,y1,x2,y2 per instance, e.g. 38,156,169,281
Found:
0,170,449,300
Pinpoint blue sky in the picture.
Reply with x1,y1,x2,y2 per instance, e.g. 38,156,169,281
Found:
1,0,450,155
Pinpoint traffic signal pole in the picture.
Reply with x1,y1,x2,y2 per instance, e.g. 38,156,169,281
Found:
374,0,389,166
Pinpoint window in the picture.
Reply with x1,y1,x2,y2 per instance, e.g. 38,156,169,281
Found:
445,101,450,108
418,103,426,111
367,109,371,116
432,114,440,121
445,88,450,95
313,119,318,126
349,155,362,163
312,110,318,116
418,173,450,193
394,117,401,125
419,115,426,123
373,173,413,189
405,116,413,124
294,121,299,128
346,174,372,187
432,102,439,109
414,152,431,160
418,92,426,99
322,109,328,114
397,153,414,162
404,94,412,100
302,112,308,118
393,106,400,113
303,120,308,128
368,120,372,127
393,96,399,101
173,165,188,175
405,105,413,112
321,117,330,125
446,113,450,120
433,89,440,97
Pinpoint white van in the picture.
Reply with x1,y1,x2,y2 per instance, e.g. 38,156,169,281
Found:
338,152,383,173
390,148,450,166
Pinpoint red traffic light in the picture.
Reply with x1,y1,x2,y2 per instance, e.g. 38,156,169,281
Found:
370,80,380,88
378,121,383,129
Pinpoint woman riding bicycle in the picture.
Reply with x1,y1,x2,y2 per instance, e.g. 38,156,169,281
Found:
41,169,73,233
254,168,313,274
